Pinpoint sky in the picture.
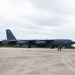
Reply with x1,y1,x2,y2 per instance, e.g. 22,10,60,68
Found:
0,0,75,41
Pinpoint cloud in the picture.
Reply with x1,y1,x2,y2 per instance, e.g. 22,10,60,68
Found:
28,0,75,14
0,0,75,42
32,18,65,26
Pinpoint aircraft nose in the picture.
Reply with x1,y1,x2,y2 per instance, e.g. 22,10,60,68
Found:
72,41,75,44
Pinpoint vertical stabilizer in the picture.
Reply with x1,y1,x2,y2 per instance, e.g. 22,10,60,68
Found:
6,29,16,40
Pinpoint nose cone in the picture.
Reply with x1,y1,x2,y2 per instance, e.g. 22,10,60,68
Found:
72,41,75,44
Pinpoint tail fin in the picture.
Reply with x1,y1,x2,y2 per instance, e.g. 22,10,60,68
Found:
6,29,16,40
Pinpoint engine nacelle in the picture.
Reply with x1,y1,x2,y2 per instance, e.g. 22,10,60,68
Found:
16,40,27,45
35,40,46,45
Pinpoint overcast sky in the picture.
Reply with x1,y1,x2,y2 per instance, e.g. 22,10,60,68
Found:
0,0,75,41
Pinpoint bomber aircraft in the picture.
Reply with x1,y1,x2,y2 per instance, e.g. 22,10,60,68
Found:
1,29,75,50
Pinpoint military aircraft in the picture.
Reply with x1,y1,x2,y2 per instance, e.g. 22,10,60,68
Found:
3,29,75,50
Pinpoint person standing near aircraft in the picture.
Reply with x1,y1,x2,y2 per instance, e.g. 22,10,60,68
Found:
58,45,62,51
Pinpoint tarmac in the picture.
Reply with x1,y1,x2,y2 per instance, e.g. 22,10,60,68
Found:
0,48,75,75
